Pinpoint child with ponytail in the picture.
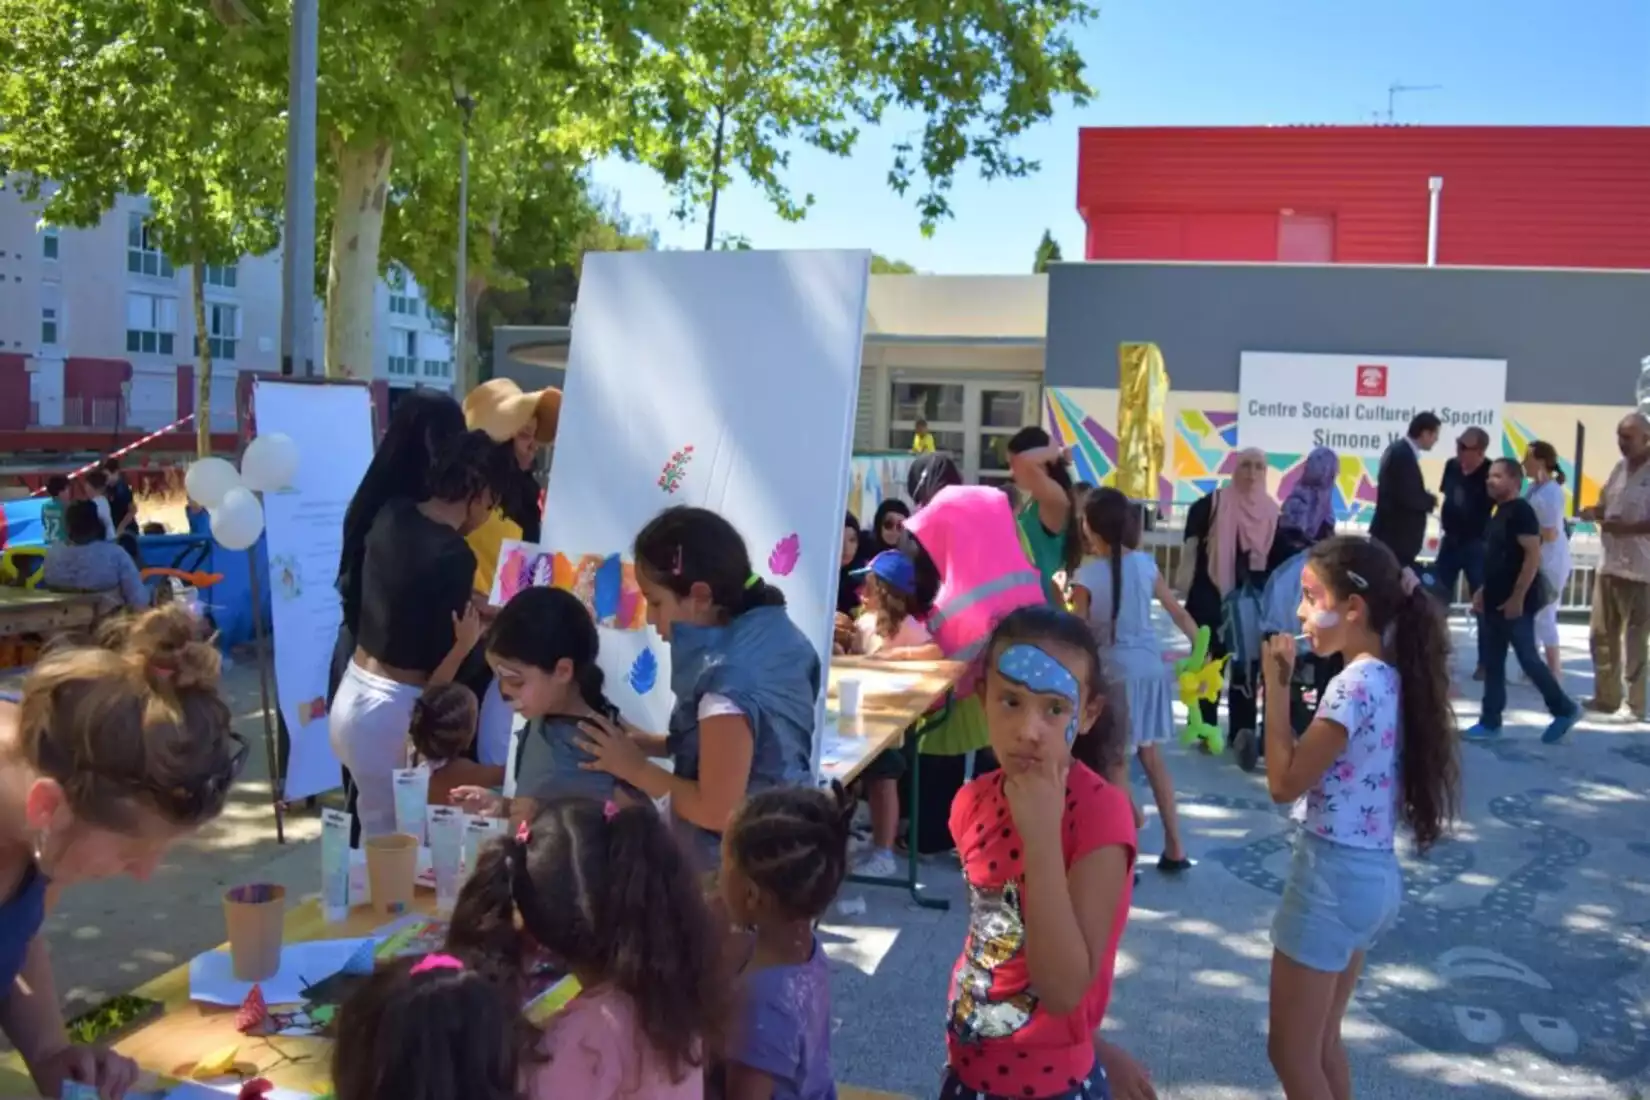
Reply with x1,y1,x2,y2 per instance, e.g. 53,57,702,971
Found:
446,798,726,1099
1071,488,1199,874
575,506,820,870
406,682,501,807
455,586,632,824
1261,536,1460,1100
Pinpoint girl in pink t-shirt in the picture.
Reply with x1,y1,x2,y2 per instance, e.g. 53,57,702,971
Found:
446,797,728,1100
943,605,1137,1100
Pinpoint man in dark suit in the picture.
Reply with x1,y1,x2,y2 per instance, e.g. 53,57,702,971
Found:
1369,411,1441,569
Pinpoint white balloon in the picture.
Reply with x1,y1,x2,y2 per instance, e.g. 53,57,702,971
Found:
210,487,265,551
241,432,300,492
184,456,242,508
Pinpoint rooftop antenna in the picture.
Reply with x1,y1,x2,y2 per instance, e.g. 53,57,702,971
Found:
1386,82,1442,122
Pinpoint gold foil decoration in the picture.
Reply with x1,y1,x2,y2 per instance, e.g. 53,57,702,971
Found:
1116,342,1169,503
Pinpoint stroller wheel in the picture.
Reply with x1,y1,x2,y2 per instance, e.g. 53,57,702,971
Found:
1234,728,1260,773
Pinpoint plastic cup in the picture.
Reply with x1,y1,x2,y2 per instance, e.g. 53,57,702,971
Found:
838,677,863,717
223,884,286,981
364,833,419,915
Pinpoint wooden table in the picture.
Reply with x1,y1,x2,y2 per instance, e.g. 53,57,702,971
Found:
0,587,99,641
825,656,964,911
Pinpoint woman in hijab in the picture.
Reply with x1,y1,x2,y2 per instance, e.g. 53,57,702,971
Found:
1272,445,1339,566
838,510,871,614
1177,447,1279,743
865,498,911,553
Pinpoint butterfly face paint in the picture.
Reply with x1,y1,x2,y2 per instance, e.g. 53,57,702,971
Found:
995,644,1082,745
1307,609,1341,629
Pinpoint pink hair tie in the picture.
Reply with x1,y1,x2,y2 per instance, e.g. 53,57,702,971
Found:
410,953,464,976
516,819,531,844
603,800,620,821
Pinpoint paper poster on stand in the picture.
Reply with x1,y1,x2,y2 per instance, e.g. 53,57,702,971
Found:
254,380,375,800
540,249,868,740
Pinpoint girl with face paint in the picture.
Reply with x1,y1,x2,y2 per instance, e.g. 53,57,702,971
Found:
940,606,1138,1100
1259,536,1459,1100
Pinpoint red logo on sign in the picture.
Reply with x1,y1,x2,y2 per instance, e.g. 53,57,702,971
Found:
1356,365,1388,397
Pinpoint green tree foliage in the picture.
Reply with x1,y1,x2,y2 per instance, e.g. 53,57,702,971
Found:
871,254,917,274
628,0,1094,240
0,0,286,452
474,191,657,359
1033,229,1064,273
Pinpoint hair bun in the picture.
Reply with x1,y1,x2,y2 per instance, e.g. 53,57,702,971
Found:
100,606,222,692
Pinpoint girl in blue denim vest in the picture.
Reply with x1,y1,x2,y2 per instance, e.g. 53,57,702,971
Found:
577,506,821,870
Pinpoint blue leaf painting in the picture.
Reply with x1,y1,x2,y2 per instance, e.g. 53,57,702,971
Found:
627,648,658,695
593,553,623,624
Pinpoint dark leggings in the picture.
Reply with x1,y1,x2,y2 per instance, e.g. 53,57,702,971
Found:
939,1060,1110,1099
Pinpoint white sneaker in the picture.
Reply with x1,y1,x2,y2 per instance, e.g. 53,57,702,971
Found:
854,849,898,879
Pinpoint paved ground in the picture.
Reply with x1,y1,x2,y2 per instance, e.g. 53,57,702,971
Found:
31,621,1650,1099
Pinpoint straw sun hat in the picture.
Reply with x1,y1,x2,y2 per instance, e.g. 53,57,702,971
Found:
463,378,562,444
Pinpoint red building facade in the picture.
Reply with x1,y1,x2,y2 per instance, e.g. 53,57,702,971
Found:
1076,126,1650,268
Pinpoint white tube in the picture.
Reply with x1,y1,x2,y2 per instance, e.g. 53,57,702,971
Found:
1427,176,1444,266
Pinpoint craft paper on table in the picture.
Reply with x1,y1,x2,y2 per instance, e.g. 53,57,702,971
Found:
254,380,375,800
391,765,430,842
157,1082,317,1100
541,250,868,740
189,937,375,1006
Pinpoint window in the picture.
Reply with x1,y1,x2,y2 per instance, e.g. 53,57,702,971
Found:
127,213,174,278
388,330,418,376
41,306,58,346
41,226,59,261
425,304,450,331
887,378,1041,485
208,303,238,361
423,358,451,379
205,263,238,289
125,292,177,355
389,291,418,316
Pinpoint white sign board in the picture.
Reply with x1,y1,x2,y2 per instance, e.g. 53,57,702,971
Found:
254,379,375,800
540,249,868,735
1238,352,1507,457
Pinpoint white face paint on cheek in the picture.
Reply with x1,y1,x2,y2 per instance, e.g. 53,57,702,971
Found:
1308,608,1342,629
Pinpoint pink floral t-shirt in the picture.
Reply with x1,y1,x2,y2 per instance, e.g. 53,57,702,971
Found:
1291,656,1400,851
528,985,703,1100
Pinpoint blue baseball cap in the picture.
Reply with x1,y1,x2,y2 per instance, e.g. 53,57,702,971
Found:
853,550,916,595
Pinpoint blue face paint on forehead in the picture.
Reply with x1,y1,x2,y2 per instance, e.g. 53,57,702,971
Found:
995,644,1083,745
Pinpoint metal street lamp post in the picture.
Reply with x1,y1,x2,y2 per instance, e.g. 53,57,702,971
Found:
454,91,475,394
281,0,318,376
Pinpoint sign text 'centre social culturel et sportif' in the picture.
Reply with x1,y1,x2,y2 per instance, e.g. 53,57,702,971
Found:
1237,352,1507,458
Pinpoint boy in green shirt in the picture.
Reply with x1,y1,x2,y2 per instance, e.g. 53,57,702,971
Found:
38,474,69,545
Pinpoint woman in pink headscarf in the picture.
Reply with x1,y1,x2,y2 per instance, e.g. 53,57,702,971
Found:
1177,448,1280,742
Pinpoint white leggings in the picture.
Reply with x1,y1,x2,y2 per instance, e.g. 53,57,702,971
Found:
329,660,420,838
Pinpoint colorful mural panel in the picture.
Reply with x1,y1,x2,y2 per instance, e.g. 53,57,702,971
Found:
1047,387,1612,518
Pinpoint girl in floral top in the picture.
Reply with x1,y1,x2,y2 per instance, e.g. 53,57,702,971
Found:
1260,536,1460,1100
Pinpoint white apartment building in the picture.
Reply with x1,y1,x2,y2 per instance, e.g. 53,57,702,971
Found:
0,186,454,435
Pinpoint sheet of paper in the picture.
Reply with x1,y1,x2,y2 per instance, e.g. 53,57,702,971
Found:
155,1082,317,1100
188,937,375,1006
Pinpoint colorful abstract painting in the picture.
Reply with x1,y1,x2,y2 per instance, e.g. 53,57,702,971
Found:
489,542,649,630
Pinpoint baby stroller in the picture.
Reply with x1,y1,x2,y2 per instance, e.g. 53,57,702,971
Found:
1229,548,1343,773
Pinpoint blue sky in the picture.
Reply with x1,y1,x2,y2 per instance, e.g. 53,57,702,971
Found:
590,0,1649,274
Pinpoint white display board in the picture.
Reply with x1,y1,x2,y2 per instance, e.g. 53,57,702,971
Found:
254,379,375,800
1238,352,1507,457
540,249,869,735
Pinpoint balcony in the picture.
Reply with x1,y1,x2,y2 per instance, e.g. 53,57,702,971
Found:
57,397,128,430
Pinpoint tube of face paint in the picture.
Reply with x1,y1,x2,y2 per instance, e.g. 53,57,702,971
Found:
320,808,351,922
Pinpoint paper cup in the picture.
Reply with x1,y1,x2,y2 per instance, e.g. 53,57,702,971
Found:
365,833,419,915
223,884,286,982
838,677,863,717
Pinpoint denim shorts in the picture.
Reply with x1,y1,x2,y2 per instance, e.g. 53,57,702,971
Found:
1271,829,1402,973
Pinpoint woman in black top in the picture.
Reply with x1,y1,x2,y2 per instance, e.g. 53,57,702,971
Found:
331,390,467,700
328,431,511,837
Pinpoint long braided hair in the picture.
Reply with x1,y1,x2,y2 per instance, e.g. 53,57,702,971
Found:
723,783,855,921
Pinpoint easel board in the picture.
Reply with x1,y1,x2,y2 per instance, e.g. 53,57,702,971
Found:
540,249,869,736
254,378,375,800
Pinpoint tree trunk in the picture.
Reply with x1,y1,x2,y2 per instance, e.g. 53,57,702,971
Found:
324,137,394,379
703,104,727,250
191,244,213,458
